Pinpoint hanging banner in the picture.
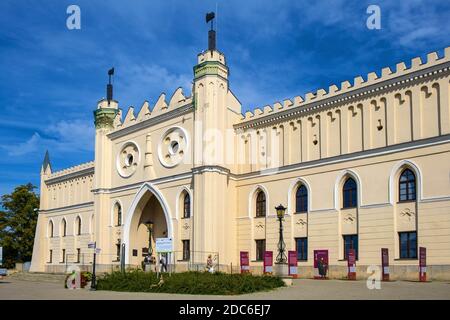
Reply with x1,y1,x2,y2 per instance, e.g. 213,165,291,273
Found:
263,251,273,274
381,248,389,281
419,247,426,282
347,249,356,280
240,251,249,273
314,250,329,279
288,251,298,278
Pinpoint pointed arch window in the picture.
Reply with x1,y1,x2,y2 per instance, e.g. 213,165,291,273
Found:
343,178,357,209
399,169,416,202
61,219,67,237
48,221,54,238
183,193,191,218
76,216,81,236
256,191,266,217
295,185,308,213
117,204,122,226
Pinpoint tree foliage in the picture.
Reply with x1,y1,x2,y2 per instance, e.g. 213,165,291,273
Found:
0,183,39,268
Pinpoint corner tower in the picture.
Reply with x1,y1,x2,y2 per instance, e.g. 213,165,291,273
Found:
191,13,241,266
93,68,119,252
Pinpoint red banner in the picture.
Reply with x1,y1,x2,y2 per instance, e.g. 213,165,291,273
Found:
381,248,389,281
263,251,273,274
347,249,356,280
288,251,298,278
240,251,249,273
314,250,329,279
419,247,426,282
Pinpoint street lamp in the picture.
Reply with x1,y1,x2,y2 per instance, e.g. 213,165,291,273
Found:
144,220,154,257
275,204,287,264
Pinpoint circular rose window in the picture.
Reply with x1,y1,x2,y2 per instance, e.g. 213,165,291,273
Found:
116,142,140,177
158,127,188,167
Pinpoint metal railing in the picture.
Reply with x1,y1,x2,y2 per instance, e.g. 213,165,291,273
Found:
50,249,220,274
63,253,122,273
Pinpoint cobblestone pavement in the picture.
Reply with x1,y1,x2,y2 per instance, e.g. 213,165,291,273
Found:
1,273,449,300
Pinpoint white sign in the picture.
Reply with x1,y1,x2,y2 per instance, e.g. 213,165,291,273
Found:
95,248,101,255
289,266,298,275
88,242,96,249
155,238,173,253
0,247,3,265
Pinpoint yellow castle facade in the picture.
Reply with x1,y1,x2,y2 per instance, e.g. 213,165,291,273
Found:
30,33,450,279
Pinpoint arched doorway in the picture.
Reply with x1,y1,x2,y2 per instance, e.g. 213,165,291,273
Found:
123,183,173,265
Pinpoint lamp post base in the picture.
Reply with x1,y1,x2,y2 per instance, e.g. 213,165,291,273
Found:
273,262,289,277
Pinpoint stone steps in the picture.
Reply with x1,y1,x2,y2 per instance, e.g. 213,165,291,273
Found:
8,272,67,283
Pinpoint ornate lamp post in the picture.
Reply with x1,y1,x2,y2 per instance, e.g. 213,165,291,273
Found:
275,204,287,264
144,220,154,257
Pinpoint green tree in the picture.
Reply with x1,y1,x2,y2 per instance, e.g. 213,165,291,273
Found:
0,183,39,268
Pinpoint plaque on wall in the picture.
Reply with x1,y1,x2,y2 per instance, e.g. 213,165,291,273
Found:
132,249,138,257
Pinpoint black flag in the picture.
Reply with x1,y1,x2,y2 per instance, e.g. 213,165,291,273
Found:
206,12,215,23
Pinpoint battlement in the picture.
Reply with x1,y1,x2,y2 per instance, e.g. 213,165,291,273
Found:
112,87,192,130
197,49,226,65
46,161,94,181
238,46,450,124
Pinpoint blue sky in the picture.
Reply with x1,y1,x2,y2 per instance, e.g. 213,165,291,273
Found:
0,0,449,197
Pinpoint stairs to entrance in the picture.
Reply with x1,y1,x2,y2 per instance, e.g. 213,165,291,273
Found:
8,272,67,283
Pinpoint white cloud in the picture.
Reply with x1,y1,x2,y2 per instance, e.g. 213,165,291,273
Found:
6,132,41,156
46,119,94,152
116,62,192,109
3,119,94,157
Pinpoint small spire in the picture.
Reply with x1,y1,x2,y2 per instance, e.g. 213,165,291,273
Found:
42,150,51,172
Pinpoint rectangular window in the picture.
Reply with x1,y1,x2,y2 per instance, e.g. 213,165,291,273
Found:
61,249,66,263
343,234,358,260
295,237,308,261
182,240,190,261
255,239,266,261
399,231,417,259
76,248,81,263
48,250,53,263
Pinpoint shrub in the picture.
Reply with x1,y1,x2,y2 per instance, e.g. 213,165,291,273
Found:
96,270,285,295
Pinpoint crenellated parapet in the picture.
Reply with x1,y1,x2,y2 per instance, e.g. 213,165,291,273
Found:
46,161,95,182
236,47,450,128
112,87,192,130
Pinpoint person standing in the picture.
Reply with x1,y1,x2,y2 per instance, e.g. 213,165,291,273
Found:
159,255,167,273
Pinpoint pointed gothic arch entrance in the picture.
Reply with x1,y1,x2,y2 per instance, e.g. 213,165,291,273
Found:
123,183,173,265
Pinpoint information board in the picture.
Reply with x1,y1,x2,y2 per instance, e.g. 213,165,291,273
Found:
263,251,273,274
381,248,389,281
288,250,298,278
240,251,249,273
347,249,356,280
155,238,173,253
419,247,426,282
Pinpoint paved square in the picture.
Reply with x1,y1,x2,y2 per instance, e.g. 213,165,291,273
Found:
1,274,449,300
